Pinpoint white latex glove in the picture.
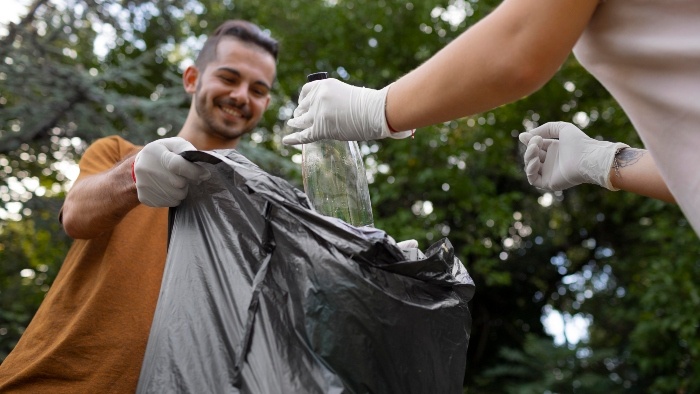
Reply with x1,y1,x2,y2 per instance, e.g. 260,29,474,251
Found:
395,239,424,261
134,137,211,207
396,239,419,249
283,79,413,145
519,122,629,191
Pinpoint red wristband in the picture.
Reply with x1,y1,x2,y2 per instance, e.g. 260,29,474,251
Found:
131,161,136,184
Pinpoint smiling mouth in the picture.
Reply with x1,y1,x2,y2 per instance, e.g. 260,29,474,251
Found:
220,106,247,119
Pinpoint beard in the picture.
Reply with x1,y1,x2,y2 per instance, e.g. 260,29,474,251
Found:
194,87,256,142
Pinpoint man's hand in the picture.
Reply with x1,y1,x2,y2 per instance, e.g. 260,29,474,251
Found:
134,137,211,207
283,79,412,145
519,122,629,191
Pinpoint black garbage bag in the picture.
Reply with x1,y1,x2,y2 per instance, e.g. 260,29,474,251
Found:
136,150,475,394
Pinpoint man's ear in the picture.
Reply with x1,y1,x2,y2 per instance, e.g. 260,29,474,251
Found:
183,66,199,94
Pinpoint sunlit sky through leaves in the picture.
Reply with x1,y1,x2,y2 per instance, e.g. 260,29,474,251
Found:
2,0,30,31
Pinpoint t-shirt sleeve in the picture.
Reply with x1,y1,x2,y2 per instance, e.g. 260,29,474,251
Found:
75,136,139,181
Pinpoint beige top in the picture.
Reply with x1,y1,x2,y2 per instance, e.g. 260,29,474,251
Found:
574,0,700,236
0,136,169,393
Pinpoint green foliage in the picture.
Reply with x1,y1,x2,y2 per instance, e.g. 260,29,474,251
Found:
0,198,69,359
478,335,620,393
1,1,699,392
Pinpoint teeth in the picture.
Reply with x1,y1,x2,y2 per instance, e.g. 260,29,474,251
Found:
221,107,242,118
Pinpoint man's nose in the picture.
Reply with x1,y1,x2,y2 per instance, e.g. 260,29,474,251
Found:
229,84,249,105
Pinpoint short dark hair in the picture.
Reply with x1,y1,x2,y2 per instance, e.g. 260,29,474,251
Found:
195,20,279,70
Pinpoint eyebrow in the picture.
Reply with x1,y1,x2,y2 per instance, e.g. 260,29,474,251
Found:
216,67,271,91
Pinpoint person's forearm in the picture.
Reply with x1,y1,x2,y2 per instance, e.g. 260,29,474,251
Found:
386,0,599,131
61,153,141,239
609,148,675,203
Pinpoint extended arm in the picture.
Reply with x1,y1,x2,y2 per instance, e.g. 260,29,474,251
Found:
520,122,675,203
284,0,599,144
386,0,599,131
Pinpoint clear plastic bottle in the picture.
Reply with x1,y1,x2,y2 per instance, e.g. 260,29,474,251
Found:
301,72,375,227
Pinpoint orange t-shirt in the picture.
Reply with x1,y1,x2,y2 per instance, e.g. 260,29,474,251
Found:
0,136,169,393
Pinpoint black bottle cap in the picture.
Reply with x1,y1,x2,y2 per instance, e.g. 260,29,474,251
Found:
307,72,329,82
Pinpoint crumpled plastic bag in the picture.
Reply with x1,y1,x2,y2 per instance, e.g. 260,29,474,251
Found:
137,149,475,394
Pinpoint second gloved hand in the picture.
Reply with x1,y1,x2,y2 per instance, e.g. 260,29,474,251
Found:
134,137,211,207
394,238,423,261
519,122,629,191
396,239,419,249
283,79,413,145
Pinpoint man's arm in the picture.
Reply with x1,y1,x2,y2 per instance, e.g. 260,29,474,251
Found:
61,136,211,239
61,153,141,239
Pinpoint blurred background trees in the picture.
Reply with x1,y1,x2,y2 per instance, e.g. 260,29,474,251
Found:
1,0,698,392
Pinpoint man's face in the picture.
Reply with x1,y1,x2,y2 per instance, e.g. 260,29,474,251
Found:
191,38,276,142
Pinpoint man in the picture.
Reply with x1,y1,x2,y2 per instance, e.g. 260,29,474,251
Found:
0,19,278,393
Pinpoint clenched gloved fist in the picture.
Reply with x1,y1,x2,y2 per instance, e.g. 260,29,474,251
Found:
283,79,413,145
519,122,629,191
134,137,211,207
